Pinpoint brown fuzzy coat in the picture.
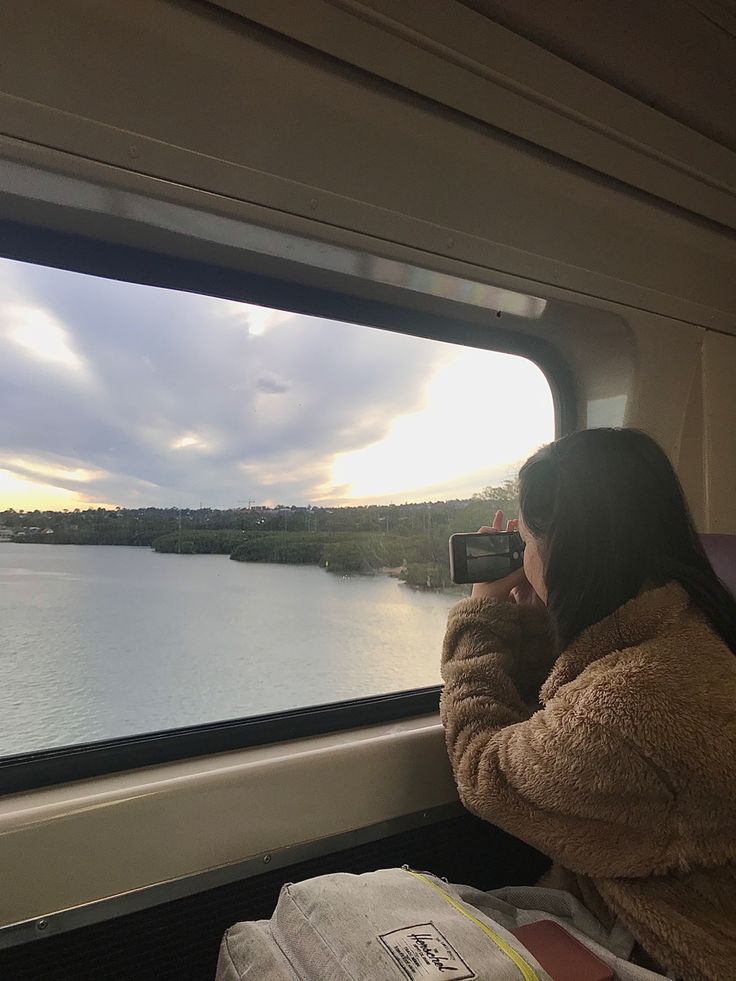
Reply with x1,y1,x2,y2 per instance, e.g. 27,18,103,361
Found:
440,583,736,981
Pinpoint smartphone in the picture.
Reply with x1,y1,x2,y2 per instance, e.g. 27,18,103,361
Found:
448,531,525,584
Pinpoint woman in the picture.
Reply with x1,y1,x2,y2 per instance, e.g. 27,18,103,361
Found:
440,428,736,981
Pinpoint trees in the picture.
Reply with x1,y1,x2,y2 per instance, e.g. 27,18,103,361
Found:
400,562,456,590
153,530,247,554
448,478,520,535
322,542,368,573
4,480,521,589
229,532,412,571
230,532,323,563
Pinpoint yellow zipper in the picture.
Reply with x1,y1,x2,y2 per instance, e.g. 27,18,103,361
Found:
403,869,540,981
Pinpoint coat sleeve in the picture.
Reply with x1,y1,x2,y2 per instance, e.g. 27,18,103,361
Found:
440,598,675,878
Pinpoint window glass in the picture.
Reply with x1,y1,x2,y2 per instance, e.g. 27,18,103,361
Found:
0,256,554,756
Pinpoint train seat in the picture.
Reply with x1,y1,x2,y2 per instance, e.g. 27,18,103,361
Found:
700,534,736,594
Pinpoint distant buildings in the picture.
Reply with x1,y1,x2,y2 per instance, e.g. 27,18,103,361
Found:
0,525,54,540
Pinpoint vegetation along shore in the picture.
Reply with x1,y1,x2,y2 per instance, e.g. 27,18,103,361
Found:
0,481,519,590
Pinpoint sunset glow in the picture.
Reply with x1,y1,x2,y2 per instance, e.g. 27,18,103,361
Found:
5,305,85,371
325,348,553,502
0,469,116,511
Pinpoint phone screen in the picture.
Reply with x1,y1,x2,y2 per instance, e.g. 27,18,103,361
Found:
466,534,515,580
448,532,524,584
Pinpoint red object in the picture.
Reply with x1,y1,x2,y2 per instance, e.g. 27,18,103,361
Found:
511,921,614,981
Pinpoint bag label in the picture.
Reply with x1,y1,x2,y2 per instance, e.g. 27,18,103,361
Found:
378,922,476,980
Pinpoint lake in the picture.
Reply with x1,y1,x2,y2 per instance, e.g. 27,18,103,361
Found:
0,544,463,757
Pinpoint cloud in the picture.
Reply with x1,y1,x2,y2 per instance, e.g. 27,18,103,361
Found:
255,373,290,395
6,455,106,484
4,304,87,372
0,258,449,507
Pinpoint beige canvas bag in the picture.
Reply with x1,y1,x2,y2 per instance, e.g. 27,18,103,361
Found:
216,867,672,980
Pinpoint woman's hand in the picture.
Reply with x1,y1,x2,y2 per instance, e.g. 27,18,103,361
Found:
471,510,536,605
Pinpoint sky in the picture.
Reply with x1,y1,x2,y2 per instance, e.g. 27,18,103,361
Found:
0,257,555,511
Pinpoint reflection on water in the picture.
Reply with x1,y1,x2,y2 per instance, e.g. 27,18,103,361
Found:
0,544,461,756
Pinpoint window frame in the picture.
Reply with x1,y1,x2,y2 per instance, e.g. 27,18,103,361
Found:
0,215,575,793
0,689,443,795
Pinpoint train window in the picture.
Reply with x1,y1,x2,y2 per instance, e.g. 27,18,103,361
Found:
0,254,554,762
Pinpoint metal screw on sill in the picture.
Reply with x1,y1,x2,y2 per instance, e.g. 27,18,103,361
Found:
309,199,318,210
37,919,48,932
263,854,272,864
422,812,429,820
128,146,140,159
447,237,455,249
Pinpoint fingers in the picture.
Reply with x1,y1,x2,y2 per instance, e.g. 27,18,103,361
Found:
480,513,520,535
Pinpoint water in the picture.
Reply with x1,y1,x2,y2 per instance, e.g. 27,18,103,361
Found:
0,544,462,757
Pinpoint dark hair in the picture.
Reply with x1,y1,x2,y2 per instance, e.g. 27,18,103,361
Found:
519,428,736,653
